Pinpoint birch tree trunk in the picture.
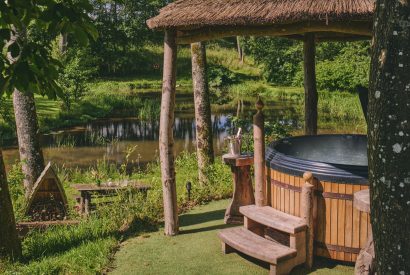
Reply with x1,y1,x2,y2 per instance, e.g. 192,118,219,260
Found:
368,1,410,273
191,42,214,186
0,149,22,260
159,29,179,236
303,33,318,135
13,90,45,197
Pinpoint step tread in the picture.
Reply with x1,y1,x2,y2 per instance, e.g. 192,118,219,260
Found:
218,227,297,264
240,205,307,234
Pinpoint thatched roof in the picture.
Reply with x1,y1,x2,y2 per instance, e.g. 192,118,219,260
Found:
147,0,374,42
147,0,374,30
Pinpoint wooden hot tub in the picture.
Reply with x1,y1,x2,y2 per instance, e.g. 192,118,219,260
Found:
265,135,370,263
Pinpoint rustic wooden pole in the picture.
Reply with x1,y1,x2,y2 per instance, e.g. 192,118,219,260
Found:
303,33,318,135
302,171,315,269
191,41,214,186
159,29,179,236
253,97,266,207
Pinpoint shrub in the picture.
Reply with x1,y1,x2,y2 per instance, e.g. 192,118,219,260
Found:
207,64,238,88
293,42,371,91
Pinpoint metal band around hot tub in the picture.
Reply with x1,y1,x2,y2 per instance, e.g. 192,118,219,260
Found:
316,241,361,254
270,179,354,201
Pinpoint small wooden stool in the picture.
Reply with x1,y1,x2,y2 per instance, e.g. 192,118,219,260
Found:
354,189,375,275
222,154,255,224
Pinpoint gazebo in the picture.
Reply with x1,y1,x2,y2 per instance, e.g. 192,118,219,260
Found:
147,1,374,274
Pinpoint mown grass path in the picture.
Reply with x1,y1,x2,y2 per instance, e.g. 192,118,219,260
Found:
111,200,353,275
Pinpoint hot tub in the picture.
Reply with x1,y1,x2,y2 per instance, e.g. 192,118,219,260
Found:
266,135,370,262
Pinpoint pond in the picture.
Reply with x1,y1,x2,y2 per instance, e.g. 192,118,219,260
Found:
2,91,363,171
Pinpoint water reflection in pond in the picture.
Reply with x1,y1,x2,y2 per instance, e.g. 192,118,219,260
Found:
1,94,318,170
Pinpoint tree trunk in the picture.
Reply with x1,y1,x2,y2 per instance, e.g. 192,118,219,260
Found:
191,42,214,186
236,36,244,63
0,149,22,260
159,29,179,236
59,33,68,54
13,90,45,197
303,33,318,135
368,1,410,274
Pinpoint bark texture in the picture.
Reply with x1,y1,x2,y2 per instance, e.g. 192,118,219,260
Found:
368,1,410,273
191,42,214,186
303,33,318,135
159,29,179,236
13,90,45,197
0,149,22,260
253,98,266,207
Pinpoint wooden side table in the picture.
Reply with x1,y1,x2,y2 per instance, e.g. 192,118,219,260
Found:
354,189,375,275
222,154,255,224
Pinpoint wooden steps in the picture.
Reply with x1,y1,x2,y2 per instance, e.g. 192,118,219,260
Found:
218,227,297,264
240,205,307,234
219,205,308,274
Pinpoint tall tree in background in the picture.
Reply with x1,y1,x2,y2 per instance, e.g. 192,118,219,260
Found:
368,0,410,273
0,149,21,260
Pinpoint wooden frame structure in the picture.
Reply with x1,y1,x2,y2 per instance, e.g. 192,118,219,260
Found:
25,162,68,221
147,0,374,236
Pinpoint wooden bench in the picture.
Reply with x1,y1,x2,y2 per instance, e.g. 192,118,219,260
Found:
72,182,151,215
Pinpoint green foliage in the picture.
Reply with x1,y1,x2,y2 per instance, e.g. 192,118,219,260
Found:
294,42,371,91
207,64,238,88
88,0,166,76
246,37,302,85
58,48,98,110
246,37,370,92
0,0,97,98
6,162,26,221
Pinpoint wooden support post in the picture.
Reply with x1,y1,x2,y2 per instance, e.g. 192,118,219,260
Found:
253,97,266,207
303,33,318,135
191,41,214,186
160,29,179,236
302,172,315,269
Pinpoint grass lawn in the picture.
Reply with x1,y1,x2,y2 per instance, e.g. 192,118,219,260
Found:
111,199,354,275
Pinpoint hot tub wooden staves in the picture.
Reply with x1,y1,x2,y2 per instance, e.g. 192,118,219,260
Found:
267,169,370,262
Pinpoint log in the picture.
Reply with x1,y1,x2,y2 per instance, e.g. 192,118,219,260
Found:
160,29,179,236
253,97,266,207
303,33,318,135
302,172,315,269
